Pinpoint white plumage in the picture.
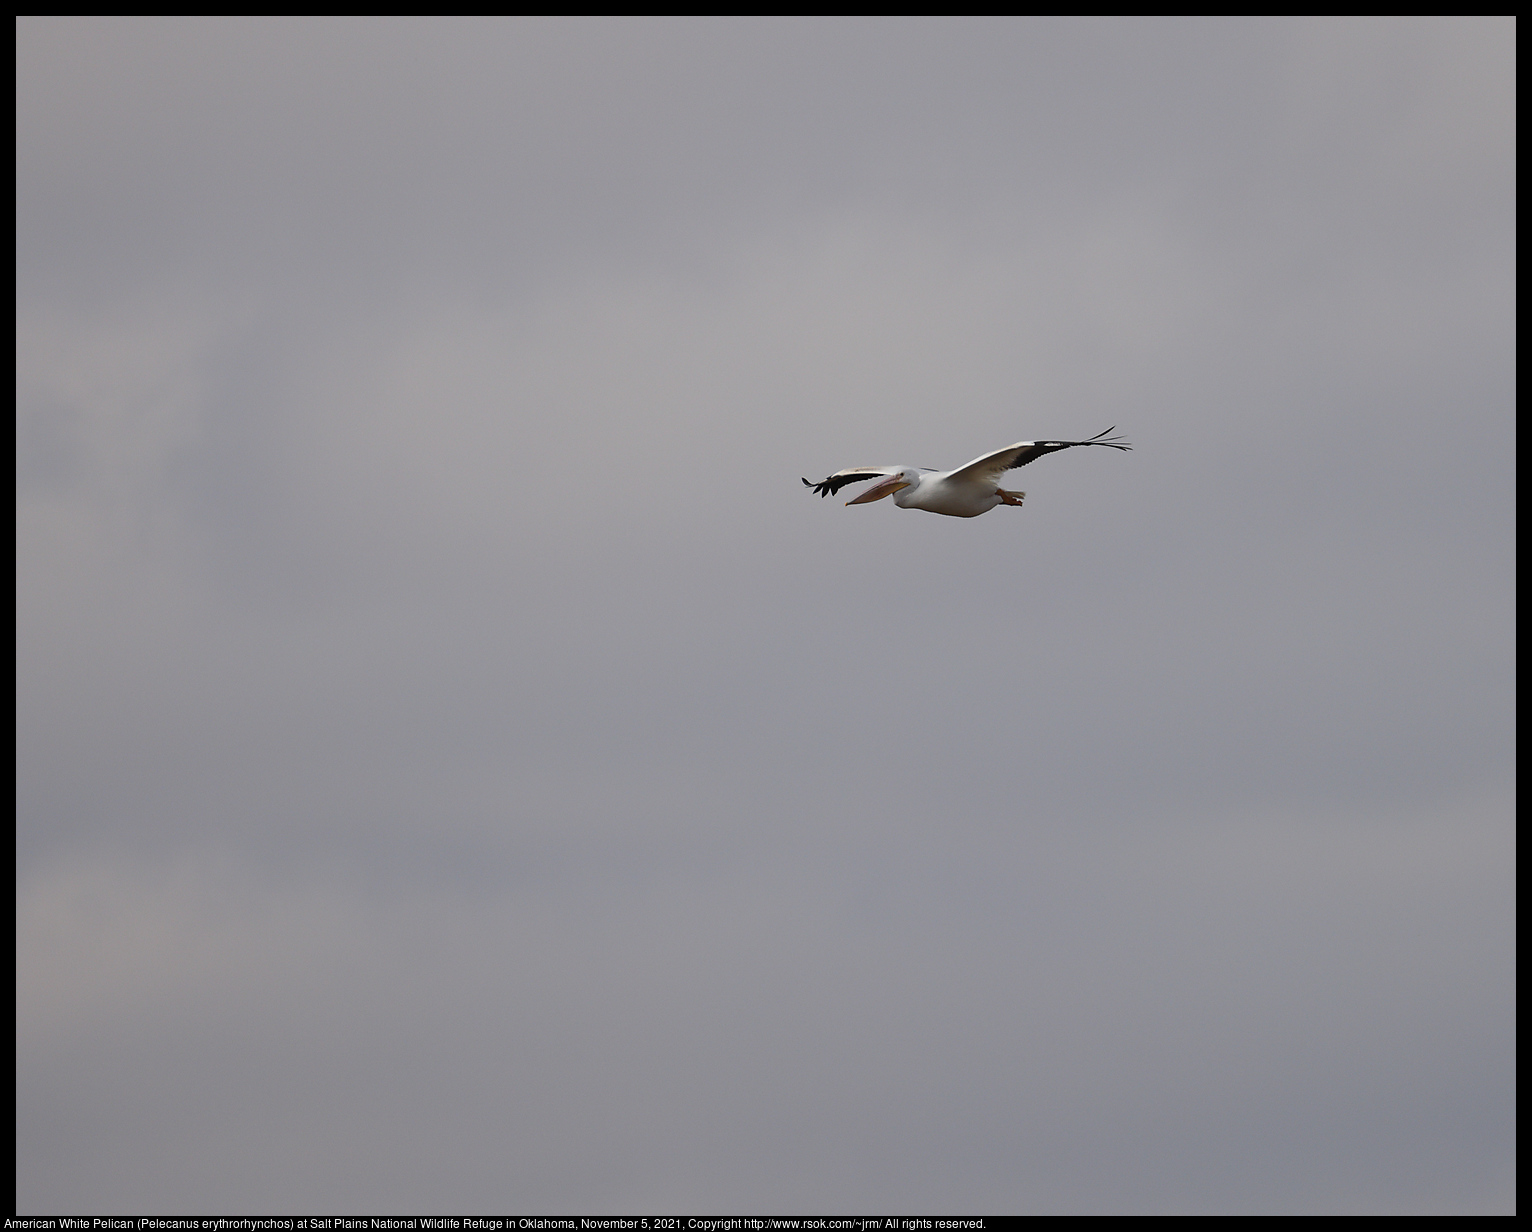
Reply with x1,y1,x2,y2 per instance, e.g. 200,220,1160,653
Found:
802,428,1130,518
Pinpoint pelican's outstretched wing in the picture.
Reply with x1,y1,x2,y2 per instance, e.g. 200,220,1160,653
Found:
946,427,1131,487
800,466,905,499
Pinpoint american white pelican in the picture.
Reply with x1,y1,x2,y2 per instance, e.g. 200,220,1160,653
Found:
802,428,1130,518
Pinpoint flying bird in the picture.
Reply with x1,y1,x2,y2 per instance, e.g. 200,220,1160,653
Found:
801,427,1130,518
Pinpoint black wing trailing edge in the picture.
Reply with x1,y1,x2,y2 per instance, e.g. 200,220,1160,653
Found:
800,471,889,498
1005,426,1131,471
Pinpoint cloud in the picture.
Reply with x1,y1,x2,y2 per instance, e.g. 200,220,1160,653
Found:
17,17,1514,1214
18,788,1513,1211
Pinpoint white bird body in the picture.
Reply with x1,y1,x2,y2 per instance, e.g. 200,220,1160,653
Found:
801,429,1130,518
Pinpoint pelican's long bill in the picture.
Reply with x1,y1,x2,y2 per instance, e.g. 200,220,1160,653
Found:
844,475,911,505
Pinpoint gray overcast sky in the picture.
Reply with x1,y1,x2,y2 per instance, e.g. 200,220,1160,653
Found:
17,17,1514,1215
